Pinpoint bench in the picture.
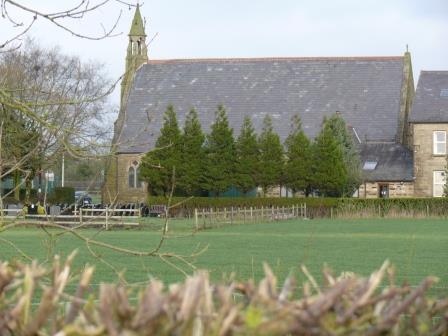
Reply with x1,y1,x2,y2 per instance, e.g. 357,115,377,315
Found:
149,205,167,217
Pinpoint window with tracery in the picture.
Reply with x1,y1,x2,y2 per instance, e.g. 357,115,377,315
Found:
128,161,143,189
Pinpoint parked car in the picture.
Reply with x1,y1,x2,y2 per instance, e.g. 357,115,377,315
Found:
75,191,92,206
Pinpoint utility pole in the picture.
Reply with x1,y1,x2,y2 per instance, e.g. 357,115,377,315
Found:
61,152,65,187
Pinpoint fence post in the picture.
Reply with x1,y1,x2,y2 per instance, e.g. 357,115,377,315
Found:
231,206,234,224
105,206,109,231
202,208,205,229
80,208,83,225
195,208,198,230
330,207,333,219
304,203,307,219
250,207,253,222
210,208,214,228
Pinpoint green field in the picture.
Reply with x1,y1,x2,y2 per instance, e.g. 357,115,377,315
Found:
0,218,447,297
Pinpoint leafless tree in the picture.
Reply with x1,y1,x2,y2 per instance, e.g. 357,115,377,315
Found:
0,39,114,201
1,0,135,50
0,2,203,280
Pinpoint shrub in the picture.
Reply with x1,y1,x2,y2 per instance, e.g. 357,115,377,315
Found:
49,186,75,204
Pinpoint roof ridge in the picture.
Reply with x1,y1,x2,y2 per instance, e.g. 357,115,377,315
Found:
420,70,448,74
146,56,403,64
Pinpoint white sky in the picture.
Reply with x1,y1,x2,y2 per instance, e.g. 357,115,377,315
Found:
2,0,448,111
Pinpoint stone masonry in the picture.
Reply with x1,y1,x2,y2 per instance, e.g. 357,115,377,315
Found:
358,182,414,199
102,153,146,203
412,123,448,197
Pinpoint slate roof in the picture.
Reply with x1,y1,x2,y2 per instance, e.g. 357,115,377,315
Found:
359,143,414,182
117,57,406,153
410,71,448,123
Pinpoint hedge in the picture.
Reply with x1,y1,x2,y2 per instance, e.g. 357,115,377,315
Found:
148,196,337,217
0,256,446,335
336,198,448,217
48,186,75,204
148,196,448,218
148,196,337,207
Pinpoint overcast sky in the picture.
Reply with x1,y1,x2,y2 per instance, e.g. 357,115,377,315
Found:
2,0,448,110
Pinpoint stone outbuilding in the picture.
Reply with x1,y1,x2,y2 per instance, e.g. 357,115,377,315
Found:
358,143,414,198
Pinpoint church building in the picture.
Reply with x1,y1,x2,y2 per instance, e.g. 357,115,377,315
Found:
103,5,447,202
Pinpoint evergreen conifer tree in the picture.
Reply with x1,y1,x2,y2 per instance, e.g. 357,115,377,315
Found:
234,116,260,195
312,117,348,196
178,108,205,196
257,115,284,196
203,105,235,196
325,113,361,196
140,105,182,196
284,114,312,195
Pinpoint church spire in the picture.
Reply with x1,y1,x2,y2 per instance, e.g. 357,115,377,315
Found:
121,3,148,109
129,3,146,37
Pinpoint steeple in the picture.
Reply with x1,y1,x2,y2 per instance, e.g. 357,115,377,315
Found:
121,3,148,109
129,4,146,36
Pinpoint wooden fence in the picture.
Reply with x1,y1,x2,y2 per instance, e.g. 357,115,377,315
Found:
72,207,141,229
1,207,140,229
194,204,307,230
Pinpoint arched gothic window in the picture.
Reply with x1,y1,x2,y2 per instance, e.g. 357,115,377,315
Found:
128,166,136,188
128,161,143,189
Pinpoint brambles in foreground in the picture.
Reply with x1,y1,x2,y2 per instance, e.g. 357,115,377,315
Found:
0,256,446,335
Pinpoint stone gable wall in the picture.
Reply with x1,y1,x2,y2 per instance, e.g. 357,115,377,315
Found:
412,123,448,197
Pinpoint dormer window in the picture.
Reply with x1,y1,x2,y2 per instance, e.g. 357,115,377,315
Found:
433,131,446,155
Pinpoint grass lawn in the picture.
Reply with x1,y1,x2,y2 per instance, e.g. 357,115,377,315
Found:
0,218,447,297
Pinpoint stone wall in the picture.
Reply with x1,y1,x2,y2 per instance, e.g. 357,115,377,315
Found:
102,153,147,203
358,182,414,198
412,123,448,197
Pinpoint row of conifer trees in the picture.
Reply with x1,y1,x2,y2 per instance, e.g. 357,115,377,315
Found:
139,104,361,197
